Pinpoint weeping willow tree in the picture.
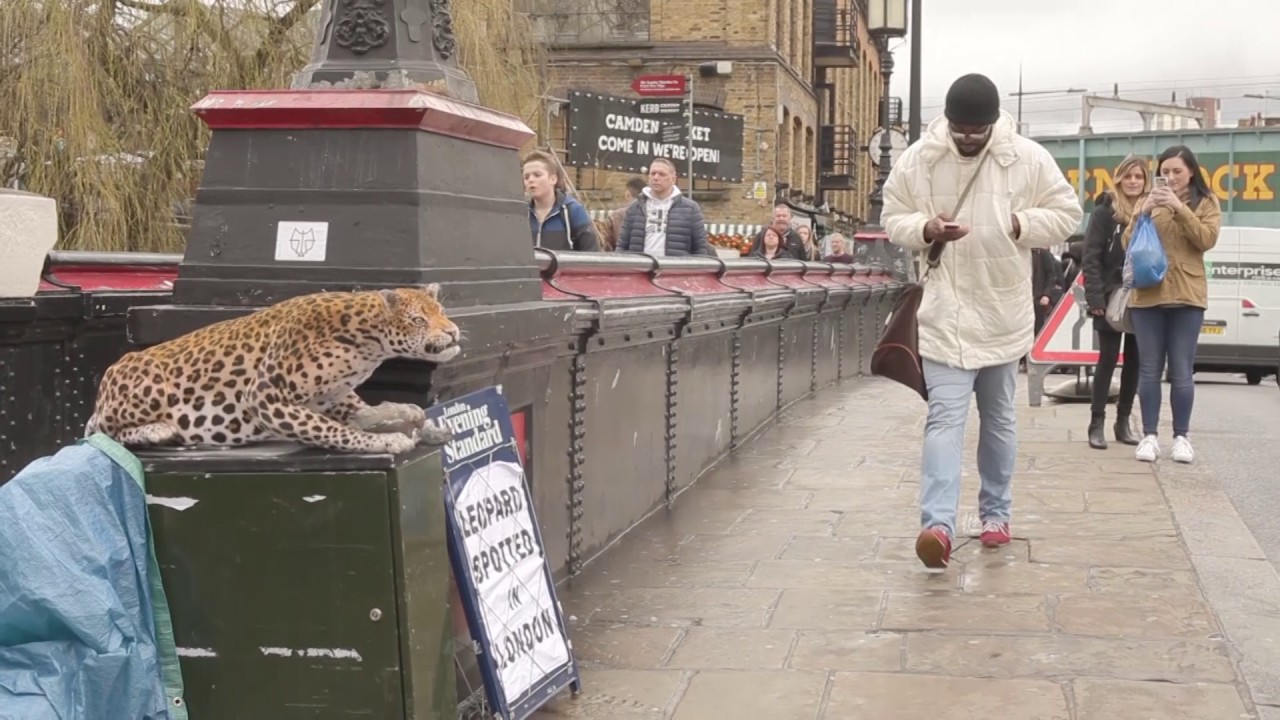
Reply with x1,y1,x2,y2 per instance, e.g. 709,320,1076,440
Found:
0,0,548,252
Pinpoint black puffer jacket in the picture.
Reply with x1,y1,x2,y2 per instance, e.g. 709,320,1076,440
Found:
1031,248,1063,305
615,192,715,257
1081,191,1126,312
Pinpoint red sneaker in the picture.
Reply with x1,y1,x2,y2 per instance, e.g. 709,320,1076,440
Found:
915,526,952,569
980,520,1012,548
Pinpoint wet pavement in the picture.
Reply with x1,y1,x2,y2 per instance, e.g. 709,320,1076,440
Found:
534,376,1266,719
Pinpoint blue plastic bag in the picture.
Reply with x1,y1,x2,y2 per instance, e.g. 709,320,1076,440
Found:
1127,213,1167,289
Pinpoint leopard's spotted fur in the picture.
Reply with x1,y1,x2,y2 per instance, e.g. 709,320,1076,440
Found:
85,285,461,455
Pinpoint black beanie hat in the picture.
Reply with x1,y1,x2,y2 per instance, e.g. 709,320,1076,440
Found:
945,73,1000,125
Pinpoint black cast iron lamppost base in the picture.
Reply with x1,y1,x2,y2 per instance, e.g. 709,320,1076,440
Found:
292,0,478,103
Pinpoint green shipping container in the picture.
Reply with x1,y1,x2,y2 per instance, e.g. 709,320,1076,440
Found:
1034,126,1280,230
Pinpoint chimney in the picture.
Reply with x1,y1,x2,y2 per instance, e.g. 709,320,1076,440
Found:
1186,96,1220,129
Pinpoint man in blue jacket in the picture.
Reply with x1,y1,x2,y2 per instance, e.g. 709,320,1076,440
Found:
614,158,715,257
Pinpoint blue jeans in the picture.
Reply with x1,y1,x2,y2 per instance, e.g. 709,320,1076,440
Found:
919,358,1019,537
1129,305,1204,437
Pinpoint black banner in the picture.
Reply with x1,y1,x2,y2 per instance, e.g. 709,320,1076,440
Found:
565,90,745,183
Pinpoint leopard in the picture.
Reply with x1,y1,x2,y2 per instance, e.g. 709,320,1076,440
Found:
84,284,462,455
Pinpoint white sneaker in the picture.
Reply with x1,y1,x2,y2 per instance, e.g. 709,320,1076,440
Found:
1171,436,1195,464
1135,435,1160,462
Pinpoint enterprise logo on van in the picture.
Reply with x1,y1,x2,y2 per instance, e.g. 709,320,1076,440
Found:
1206,261,1280,283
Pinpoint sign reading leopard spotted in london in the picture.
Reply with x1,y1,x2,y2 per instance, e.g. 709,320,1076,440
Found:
426,387,580,720
565,89,745,182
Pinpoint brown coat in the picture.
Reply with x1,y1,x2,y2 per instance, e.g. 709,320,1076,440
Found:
603,201,634,251
1122,193,1221,310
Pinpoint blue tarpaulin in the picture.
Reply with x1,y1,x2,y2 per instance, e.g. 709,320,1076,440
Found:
0,434,185,720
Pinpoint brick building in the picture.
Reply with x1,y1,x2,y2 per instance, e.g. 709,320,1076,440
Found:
522,0,885,237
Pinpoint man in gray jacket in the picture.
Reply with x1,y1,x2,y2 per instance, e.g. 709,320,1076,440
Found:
615,158,715,257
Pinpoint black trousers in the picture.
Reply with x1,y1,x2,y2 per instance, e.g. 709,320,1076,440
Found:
1092,325,1139,417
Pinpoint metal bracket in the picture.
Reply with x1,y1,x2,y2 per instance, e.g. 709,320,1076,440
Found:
809,317,819,393
663,337,679,508
729,331,742,447
776,324,785,412
566,352,587,576
837,310,847,380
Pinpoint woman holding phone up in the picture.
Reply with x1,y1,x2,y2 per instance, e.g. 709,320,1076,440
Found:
1122,145,1221,464
1082,156,1148,449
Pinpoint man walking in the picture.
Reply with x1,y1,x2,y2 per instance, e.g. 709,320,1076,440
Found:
881,73,1082,568
615,157,715,257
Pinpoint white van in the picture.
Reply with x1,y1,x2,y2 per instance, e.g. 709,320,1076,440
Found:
1195,226,1280,385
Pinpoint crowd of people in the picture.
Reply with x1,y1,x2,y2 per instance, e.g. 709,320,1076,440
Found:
521,72,1221,571
521,151,856,262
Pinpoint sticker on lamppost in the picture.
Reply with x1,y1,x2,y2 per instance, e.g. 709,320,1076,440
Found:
274,221,329,262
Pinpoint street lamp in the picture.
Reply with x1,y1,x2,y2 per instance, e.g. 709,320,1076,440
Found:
865,0,909,228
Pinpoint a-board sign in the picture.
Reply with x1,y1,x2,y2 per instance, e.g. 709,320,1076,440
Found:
426,387,580,719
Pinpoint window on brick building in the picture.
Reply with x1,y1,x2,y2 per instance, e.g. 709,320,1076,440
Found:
776,0,790,60
780,107,792,191
792,116,804,192
805,126,815,196
518,0,650,43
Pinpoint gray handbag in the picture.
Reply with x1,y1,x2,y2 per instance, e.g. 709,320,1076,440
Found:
1105,225,1134,333
1105,285,1133,334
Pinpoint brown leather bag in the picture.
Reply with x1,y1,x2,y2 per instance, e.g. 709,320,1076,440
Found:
870,151,989,401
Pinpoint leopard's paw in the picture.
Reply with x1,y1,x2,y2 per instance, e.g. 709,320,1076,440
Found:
419,418,454,446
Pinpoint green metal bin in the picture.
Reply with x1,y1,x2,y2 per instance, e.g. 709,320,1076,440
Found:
139,443,456,719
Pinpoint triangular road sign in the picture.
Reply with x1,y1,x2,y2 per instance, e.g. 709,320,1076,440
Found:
1028,272,1129,365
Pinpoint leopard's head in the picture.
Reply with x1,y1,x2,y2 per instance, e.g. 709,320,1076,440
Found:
379,284,462,363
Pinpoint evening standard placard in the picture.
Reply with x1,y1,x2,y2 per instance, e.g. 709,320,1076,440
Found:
427,387,580,720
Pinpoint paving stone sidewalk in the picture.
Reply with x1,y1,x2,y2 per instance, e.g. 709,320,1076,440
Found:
535,376,1264,720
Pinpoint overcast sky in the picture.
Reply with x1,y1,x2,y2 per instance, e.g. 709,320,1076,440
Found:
886,0,1280,137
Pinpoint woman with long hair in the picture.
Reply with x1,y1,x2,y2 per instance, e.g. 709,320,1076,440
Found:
1082,156,1148,449
795,224,820,261
752,224,793,260
1122,145,1222,463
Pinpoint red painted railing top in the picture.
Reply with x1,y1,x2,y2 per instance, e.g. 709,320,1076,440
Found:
189,90,535,150
34,250,895,302
38,253,182,293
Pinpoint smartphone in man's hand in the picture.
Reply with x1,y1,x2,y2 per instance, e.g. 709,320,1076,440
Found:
926,216,969,243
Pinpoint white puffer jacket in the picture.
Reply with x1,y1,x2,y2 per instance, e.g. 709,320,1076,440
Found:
883,110,1082,370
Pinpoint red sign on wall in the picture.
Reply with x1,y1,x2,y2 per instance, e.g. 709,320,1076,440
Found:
510,407,528,467
631,74,687,97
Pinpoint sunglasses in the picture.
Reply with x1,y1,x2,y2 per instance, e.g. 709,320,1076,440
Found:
948,125,992,141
